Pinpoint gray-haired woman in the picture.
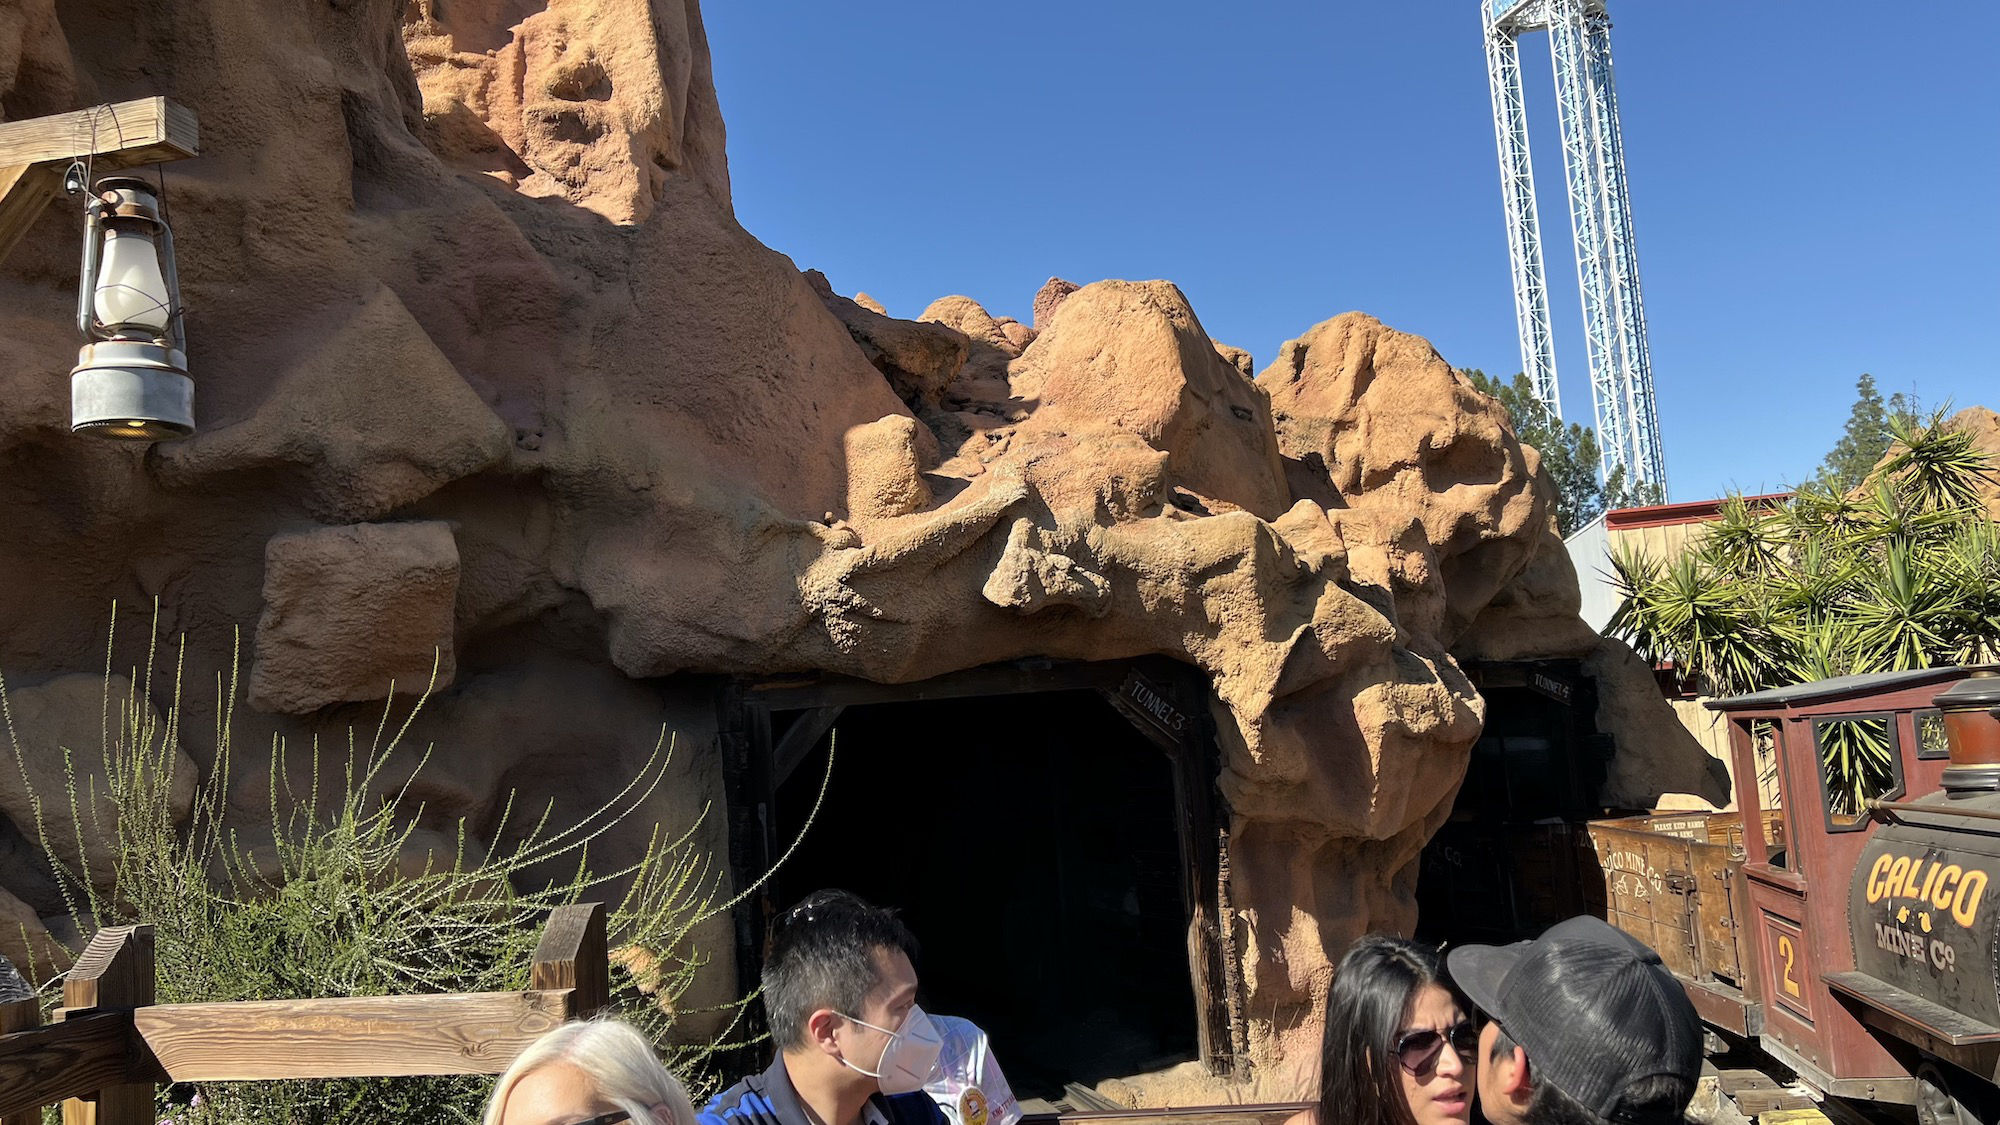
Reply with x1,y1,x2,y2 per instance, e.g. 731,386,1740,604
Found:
486,1020,696,1125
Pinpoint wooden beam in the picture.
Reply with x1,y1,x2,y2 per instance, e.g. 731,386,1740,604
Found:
61,925,154,1125
771,705,844,786
0,98,198,169
1,994,49,1125
747,659,1133,712
531,903,609,1019
0,1013,135,1121
131,989,575,1081
0,161,66,264
0,98,199,266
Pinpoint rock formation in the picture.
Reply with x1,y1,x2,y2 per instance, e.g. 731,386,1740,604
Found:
0,0,1721,1088
1947,405,2000,522
249,521,462,713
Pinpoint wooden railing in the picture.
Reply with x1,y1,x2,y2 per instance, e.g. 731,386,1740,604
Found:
0,903,609,1124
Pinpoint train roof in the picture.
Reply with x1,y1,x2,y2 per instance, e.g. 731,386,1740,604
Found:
1705,666,1978,711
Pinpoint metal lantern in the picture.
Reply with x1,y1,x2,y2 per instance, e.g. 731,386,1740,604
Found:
70,176,193,440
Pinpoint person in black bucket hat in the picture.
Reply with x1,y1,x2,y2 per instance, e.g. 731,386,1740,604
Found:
1446,916,1702,1125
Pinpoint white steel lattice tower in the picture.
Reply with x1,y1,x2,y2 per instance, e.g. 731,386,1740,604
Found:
1482,0,1667,493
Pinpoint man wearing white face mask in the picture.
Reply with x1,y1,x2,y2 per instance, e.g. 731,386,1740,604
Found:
699,891,951,1125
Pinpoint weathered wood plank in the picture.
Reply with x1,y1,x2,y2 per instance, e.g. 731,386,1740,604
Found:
1215,827,1249,1065
1186,907,1218,1074
132,989,575,1080
532,903,609,1018
1,996,48,1125
61,925,154,1125
1715,1067,1780,1095
1731,1089,1816,1115
0,1013,133,1121
748,660,1131,711
0,98,198,168
62,926,154,1013
0,161,65,263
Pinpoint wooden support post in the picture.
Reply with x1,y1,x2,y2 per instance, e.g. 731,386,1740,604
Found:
0,1013,134,1120
531,903,609,1020
0,988,44,1125
1215,827,1250,1066
60,925,155,1125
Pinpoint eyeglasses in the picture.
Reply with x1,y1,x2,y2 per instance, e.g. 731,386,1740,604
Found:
1393,1020,1477,1074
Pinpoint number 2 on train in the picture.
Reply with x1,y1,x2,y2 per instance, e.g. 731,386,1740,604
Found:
1775,933,1801,997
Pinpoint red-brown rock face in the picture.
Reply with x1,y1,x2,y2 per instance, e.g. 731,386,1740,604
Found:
0,0,1717,1090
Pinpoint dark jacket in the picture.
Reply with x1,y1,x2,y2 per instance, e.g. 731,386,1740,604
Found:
699,1056,948,1125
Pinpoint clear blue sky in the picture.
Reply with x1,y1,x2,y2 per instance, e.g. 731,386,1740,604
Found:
704,2,2000,503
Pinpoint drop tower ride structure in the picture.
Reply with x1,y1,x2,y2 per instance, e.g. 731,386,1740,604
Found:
1482,0,1667,494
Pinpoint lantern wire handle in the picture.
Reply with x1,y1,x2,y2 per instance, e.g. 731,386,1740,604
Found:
153,161,181,341
66,102,128,199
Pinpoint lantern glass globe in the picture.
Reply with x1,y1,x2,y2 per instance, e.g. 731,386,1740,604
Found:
93,226,173,335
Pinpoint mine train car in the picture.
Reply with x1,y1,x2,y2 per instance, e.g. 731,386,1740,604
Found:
1587,665,2000,1125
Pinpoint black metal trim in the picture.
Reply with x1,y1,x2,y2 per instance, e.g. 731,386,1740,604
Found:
1914,708,1952,760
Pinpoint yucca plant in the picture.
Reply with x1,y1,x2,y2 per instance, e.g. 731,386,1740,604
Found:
1879,409,1992,512
1697,494,1785,578
1847,537,1958,671
1817,715,1896,819
1769,480,1869,545
1937,519,2000,664
1606,545,1770,696
1761,537,1856,620
1606,407,2000,809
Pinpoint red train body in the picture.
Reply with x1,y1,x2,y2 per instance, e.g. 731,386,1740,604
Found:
1590,666,2000,1123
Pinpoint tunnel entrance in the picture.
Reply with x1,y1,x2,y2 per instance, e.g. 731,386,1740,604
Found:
777,692,1191,1094
1416,659,1613,946
720,659,1240,1097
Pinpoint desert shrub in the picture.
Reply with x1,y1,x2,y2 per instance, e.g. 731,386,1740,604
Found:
2,611,790,1124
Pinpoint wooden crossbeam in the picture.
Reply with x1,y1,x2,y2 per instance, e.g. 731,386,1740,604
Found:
130,988,575,1081
0,97,198,266
0,98,198,169
0,1013,134,1122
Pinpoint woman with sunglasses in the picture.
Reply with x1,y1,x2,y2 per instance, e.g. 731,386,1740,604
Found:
486,1019,697,1125
1314,935,1478,1125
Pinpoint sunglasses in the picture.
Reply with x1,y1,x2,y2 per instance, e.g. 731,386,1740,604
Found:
568,1114,631,1125
1393,1020,1477,1074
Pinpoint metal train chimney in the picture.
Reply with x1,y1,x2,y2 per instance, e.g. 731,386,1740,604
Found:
1938,669,2000,795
